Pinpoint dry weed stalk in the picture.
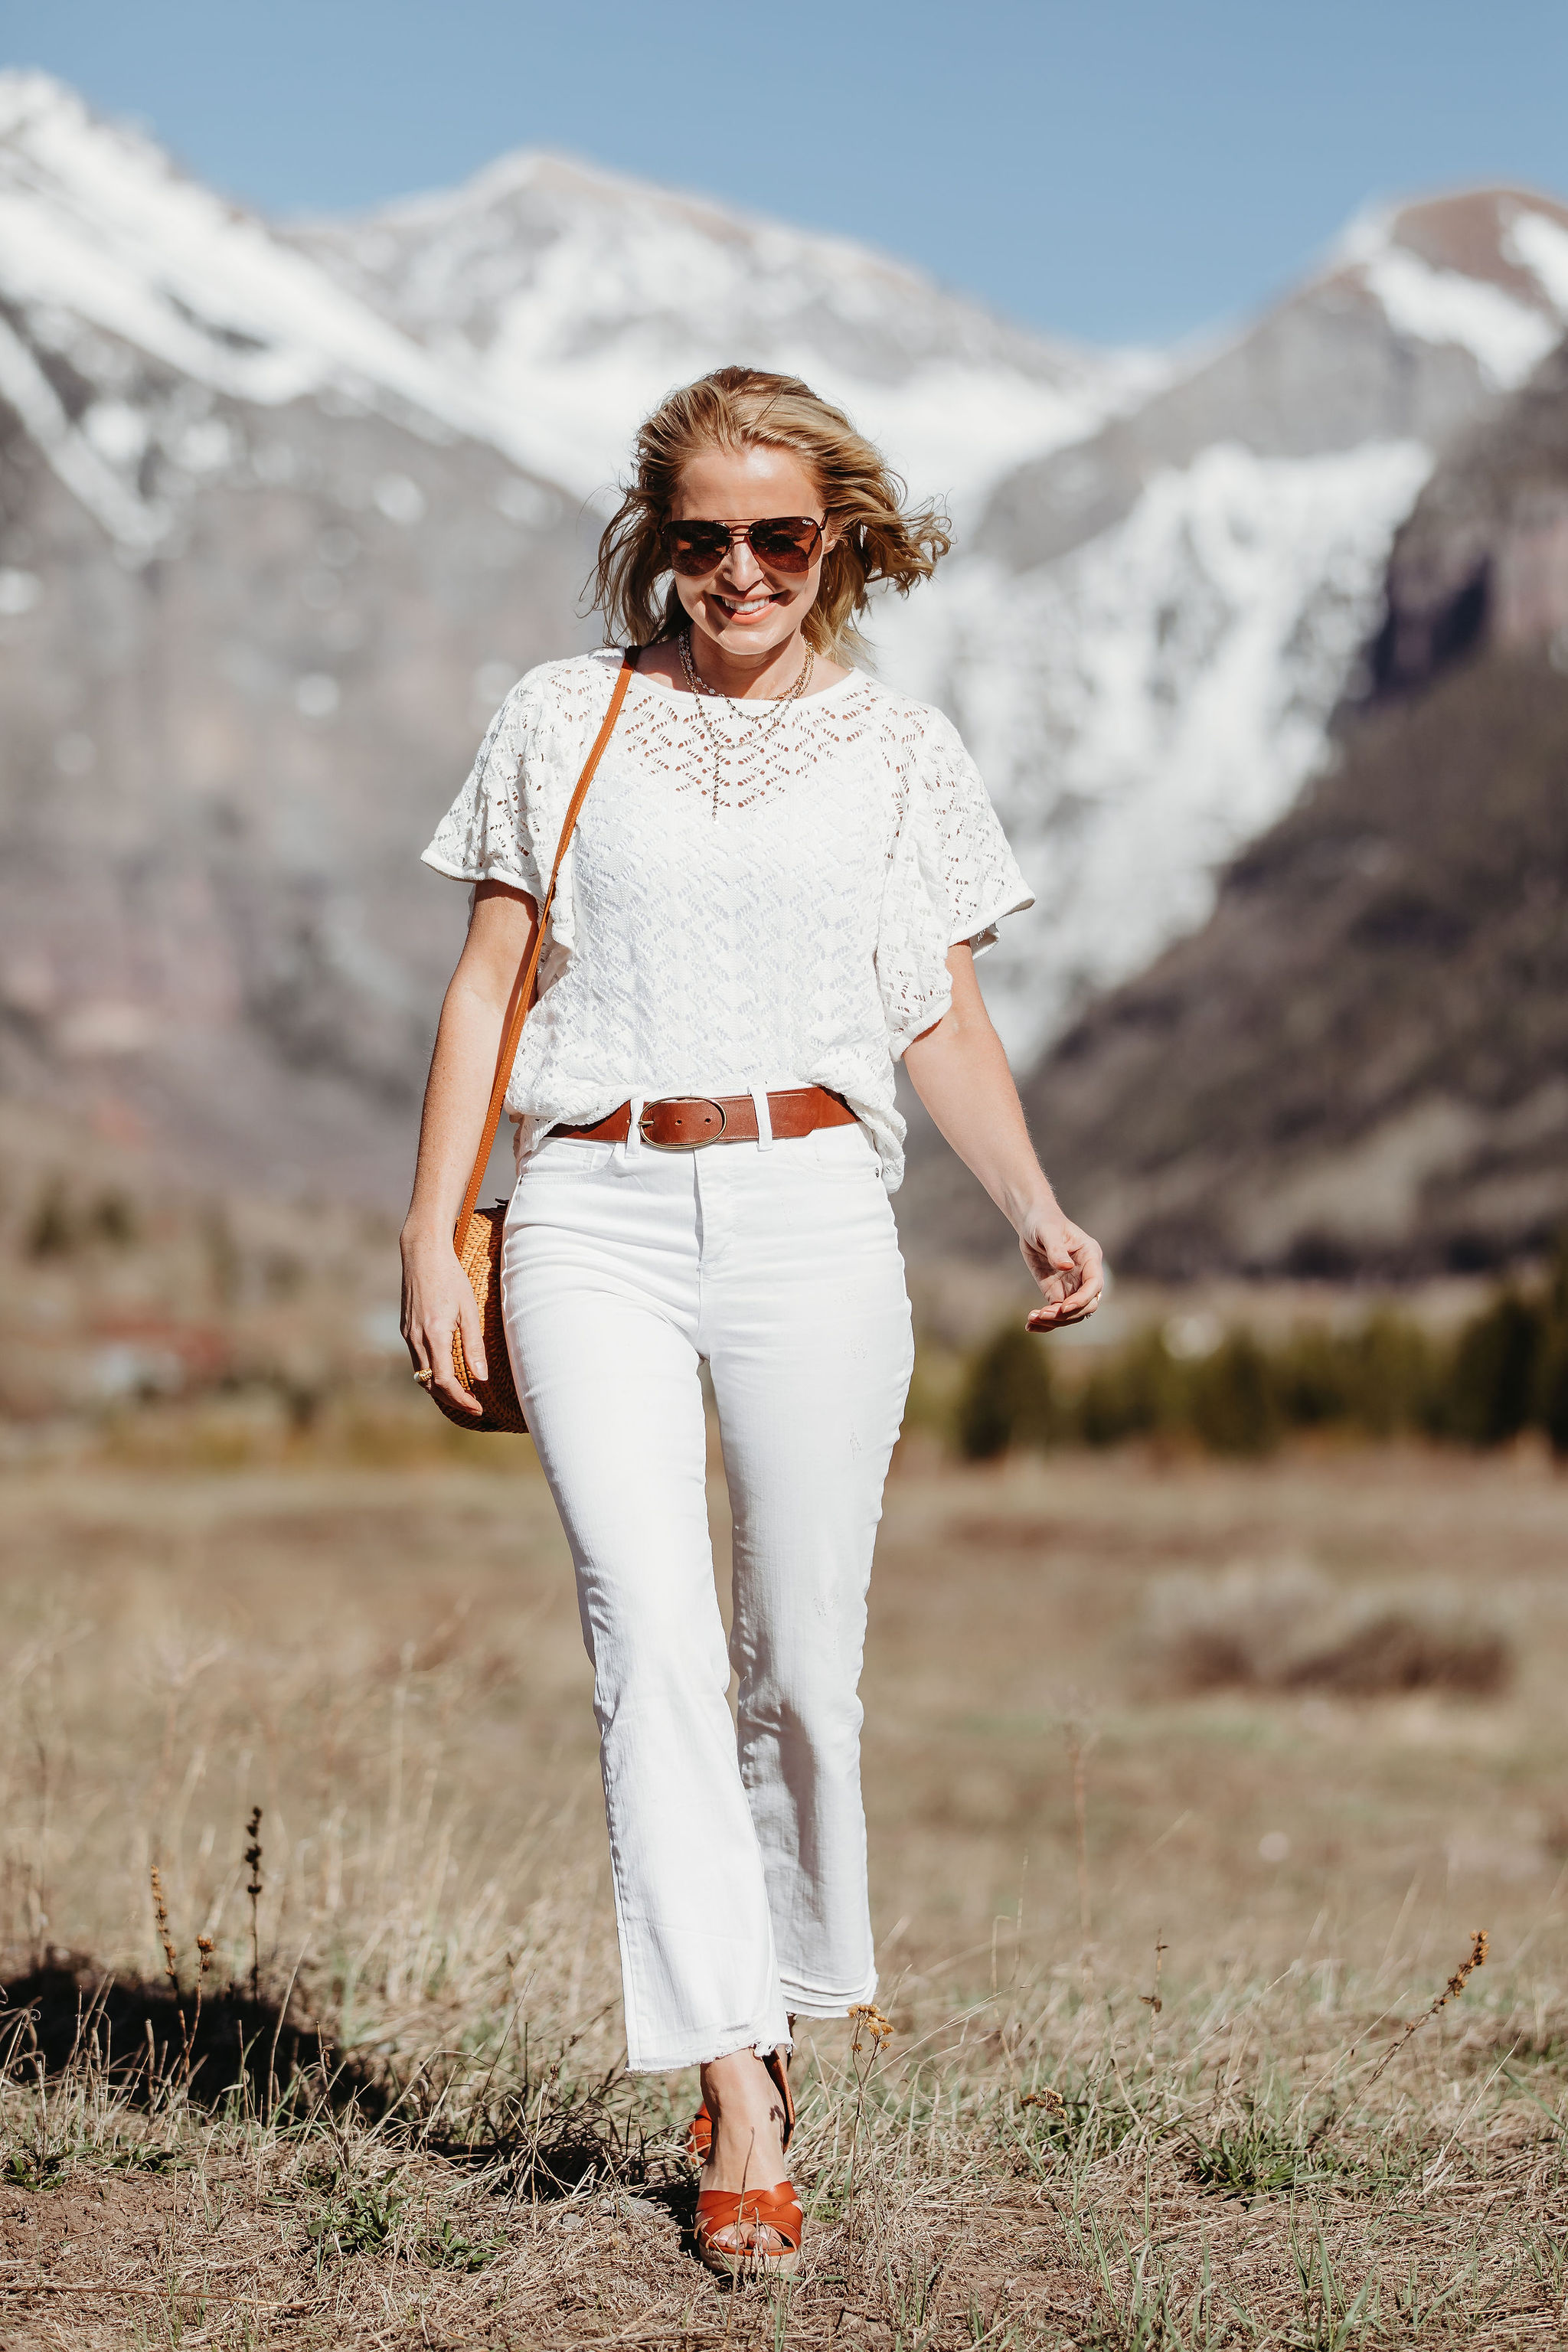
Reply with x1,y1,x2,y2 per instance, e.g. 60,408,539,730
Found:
149,1863,178,1995
1306,1928,1490,2155
1359,1926,1489,2102
149,1863,192,2086
244,1805,263,2004
845,2001,894,2210
191,1932,214,2071
1142,1936,1168,2024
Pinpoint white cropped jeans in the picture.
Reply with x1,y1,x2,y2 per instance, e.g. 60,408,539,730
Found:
500,1117,914,2073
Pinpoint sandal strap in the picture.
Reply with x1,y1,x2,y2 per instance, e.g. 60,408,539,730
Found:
695,2182,802,2252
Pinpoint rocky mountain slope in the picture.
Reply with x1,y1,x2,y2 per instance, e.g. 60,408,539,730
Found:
0,75,603,1194
4,70,1568,1215
880,189,1568,1057
0,74,1127,1197
901,341,1568,1279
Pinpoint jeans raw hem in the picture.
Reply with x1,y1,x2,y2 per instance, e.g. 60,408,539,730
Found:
779,1971,878,2021
624,2023,794,2076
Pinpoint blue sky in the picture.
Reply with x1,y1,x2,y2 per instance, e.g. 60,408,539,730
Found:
7,0,1566,346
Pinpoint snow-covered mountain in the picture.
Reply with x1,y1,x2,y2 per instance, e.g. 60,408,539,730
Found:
0,72,1142,1193
291,146,1568,1063
0,74,598,1193
873,188,1568,1056
288,149,1150,516
0,72,567,555
955,339,1568,1281
0,74,1135,555
2,69,1566,1203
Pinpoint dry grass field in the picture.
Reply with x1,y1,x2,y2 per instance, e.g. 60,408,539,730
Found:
5,1435,1568,2347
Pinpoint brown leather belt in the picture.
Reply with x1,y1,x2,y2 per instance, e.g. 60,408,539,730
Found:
555,1086,858,1151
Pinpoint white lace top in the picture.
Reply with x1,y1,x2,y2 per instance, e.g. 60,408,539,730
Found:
423,650,1032,1190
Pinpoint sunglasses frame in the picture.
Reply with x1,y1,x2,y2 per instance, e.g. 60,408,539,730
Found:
662,514,827,577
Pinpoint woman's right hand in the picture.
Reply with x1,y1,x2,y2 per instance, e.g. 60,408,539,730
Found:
399,881,537,1419
400,1225,488,1417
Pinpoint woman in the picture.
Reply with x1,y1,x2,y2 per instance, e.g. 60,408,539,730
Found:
402,368,1102,2274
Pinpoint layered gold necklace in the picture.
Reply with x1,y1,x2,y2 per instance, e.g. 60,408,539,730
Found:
678,627,815,818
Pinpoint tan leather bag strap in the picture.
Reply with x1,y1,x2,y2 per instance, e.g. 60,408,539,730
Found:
452,647,640,1252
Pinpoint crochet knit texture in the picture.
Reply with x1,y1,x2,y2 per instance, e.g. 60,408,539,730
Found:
423,650,1032,1189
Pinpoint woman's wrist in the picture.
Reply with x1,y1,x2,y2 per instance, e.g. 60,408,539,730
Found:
1001,1176,1060,1236
401,1206,458,1256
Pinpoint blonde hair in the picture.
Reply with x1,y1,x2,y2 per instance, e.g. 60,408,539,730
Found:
589,366,952,661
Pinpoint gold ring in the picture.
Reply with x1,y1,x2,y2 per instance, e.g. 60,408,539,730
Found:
413,1368,433,1387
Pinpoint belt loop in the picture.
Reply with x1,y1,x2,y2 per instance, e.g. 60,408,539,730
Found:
749,1085,774,1152
624,1093,645,1161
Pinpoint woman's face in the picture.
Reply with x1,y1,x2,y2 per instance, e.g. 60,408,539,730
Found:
668,442,839,662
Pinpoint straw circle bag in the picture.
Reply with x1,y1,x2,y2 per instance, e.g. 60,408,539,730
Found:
426,648,639,1432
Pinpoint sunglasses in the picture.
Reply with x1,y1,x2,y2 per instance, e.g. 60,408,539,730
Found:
662,515,825,577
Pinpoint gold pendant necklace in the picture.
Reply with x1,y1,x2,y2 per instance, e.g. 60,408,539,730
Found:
678,629,814,817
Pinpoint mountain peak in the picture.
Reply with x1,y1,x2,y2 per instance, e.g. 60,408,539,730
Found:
0,66,127,142
1328,186,1568,391
338,143,776,243
292,142,1140,508
0,78,591,548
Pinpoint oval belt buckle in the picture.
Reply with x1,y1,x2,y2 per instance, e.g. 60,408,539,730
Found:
639,1096,728,1149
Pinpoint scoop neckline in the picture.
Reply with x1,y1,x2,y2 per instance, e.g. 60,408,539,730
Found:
624,658,865,711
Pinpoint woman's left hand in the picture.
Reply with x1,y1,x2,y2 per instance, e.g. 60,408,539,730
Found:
902,944,1107,1334
1019,1207,1105,1331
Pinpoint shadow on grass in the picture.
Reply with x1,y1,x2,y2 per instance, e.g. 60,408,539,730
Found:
1,1956,352,2117
2,1957,697,2218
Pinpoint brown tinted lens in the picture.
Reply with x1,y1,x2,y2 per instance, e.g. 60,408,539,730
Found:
747,518,821,572
665,521,731,575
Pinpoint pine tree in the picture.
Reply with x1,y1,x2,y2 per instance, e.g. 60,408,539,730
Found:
1448,1291,1543,1447
956,1325,1058,1459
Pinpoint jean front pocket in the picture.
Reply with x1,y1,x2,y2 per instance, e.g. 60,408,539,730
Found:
518,1138,618,1181
807,1120,880,1178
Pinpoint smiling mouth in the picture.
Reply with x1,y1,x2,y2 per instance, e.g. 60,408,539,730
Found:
710,589,786,621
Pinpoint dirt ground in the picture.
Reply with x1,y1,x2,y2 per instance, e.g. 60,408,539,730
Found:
4,1440,1568,2346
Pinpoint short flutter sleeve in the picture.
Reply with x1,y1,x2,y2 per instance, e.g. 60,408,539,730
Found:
876,705,1034,1057
421,671,550,903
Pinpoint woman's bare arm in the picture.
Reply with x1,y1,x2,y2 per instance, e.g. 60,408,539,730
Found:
400,880,538,1413
902,943,1103,1330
